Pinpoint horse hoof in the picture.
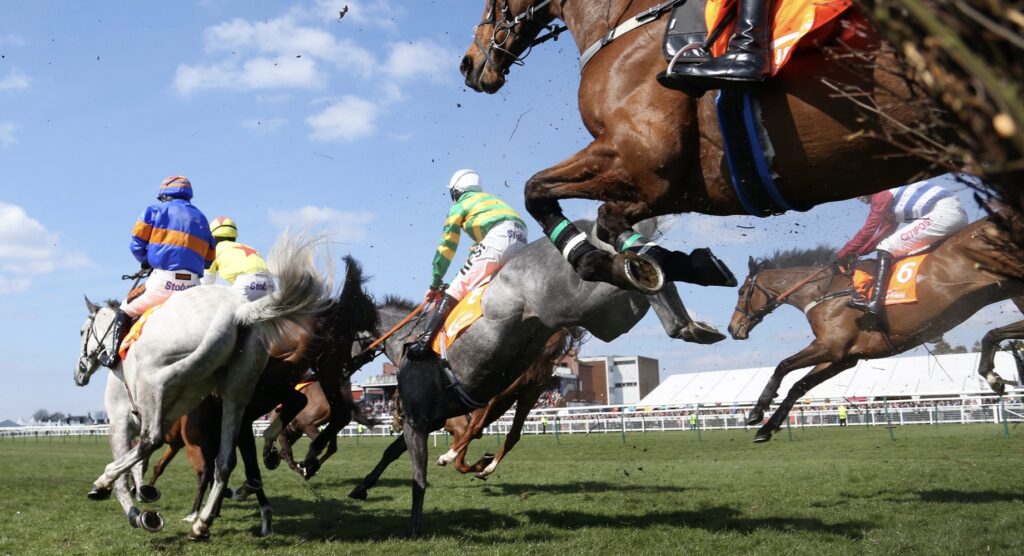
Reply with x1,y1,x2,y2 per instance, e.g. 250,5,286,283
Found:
680,321,726,345
613,252,664,294
222,487,234,500
474,472,490,481
348,486,368,500
137,484,161,503
753,431,773,443
188,522,211,542
139,511,164,532
264,450,281,470
745,409,764,426
87,487,112,501
301,460,321,480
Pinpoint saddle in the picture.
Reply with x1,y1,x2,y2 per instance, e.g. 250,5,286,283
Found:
431,279,492,355
117,306,161,360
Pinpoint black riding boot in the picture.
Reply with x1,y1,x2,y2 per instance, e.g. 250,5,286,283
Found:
659,0,773,92
849,250,894,317
99,309,133,369
406,294,456,360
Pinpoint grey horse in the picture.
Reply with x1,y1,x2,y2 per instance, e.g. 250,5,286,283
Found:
76,235,333,540
347,220,724,535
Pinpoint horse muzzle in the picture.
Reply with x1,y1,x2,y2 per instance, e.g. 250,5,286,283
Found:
728,322,750,340
75,362,92,386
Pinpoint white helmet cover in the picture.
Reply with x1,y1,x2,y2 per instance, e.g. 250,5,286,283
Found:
448,169,482,194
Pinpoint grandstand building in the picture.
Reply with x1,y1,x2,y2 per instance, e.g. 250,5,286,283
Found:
640,351,1024,407
567,355,660,405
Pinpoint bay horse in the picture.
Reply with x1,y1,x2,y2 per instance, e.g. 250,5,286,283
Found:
264,378,378,476
349,220,716,535
76,235,333,540
461,0,939,293
727,216,1023,442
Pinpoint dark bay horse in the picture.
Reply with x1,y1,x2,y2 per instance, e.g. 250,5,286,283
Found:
461,0,939,292
727,216,1023,442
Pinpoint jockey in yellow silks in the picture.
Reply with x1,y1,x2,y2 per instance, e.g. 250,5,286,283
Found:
201,216,275,301
406,169,528,359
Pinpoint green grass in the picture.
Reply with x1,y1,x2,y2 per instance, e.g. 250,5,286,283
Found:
0,425,1022,555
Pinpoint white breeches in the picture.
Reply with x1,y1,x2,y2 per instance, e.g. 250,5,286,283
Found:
230,272,275,301
120,269,200,317
446,220,527,301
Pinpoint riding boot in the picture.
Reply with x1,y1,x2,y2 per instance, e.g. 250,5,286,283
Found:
406,294,456,360
658,0,773,92
99,309,132,369
849,250,894,317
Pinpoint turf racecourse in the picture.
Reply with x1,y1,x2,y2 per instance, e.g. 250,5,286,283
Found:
0,425,1021,555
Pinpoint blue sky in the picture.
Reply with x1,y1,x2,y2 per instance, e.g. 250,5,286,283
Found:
0,1,1016,421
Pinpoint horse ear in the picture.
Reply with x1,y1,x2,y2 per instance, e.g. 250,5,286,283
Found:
747,256,756,273
84,295,100,315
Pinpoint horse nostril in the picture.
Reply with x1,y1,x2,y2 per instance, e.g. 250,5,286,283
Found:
460,55,473,77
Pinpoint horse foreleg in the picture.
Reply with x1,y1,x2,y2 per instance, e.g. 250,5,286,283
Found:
475,388,543,480
747,343,832,426
233,421,272,537
523,141,659,292
404,421,429,537
317,435,338,467
437,414,473,468
978,315,1024,395
183,442,209,523
349,434,407,500
755,360,856,443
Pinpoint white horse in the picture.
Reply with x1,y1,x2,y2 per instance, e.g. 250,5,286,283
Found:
76,235,332,540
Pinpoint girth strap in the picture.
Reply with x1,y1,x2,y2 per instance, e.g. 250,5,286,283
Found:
440,363,489,410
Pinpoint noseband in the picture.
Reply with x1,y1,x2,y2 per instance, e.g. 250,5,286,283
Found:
474,0,568,74
736,266,833,329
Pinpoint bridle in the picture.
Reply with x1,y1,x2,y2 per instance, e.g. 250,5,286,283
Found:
81,309,116,369
474,0,568,74
735,266,834,329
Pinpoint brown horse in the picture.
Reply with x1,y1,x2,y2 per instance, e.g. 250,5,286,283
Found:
461,0,938,292
436,327,581,479
726,216,1023,442
266,378,378,475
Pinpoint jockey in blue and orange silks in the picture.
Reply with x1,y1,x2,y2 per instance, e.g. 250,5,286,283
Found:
100,175,214,368
837,177,968,318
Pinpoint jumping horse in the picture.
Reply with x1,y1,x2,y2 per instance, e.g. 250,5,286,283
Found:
350,220,721,535
727,216,1024,442
461,0,939,293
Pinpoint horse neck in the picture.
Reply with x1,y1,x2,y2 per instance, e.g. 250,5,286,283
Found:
759,268,835,309
557,0,634,55
376,304,424,364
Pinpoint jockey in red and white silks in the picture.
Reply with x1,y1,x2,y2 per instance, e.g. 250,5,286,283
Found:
837,177,968,317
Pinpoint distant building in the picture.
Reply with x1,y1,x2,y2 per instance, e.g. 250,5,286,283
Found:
576,356,660,405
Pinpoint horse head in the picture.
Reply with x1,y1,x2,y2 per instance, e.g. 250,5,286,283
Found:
77,296,117,386
727,257,771,340
462,0,560,93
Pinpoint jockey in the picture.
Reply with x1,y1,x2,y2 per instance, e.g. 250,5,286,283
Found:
837,178,968,317
201,216,275,301
407,169,528,359
100,176,214,368
660,0,773,91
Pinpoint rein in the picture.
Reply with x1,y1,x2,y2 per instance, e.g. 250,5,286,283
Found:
475,0,568,74
739,265,831,326
343,301,428,378
577,0,688,71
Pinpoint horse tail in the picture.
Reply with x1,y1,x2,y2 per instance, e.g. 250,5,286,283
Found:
234,234,333,348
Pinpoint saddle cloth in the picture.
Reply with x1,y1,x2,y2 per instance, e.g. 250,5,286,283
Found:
118,305,162,360
432,279,492,355
852,254,928,305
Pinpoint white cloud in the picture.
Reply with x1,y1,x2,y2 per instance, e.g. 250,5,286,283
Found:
0,34,26,47
268,206,375,242
0,123,16,147
0,202,93,294
306,96,380,142
174,56,322,95
242,117,287,133
383,39,459,82
0,69,30,91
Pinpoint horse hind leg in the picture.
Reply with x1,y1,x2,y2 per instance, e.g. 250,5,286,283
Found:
978,316,1024,395
233,421,272,537
747,343,831,426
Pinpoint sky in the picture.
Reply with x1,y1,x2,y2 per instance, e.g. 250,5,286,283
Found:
0,1,1018,421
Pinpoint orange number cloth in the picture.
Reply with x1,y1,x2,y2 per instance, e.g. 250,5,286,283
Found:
432,282,492,355
852,254,927,305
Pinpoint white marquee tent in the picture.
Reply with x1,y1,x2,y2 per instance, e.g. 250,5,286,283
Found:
640,352,1023,406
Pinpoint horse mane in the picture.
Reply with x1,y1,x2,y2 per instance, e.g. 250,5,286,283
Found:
752,244,836,273
381,295,418,312
103,299,119,309
324,255,379,335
